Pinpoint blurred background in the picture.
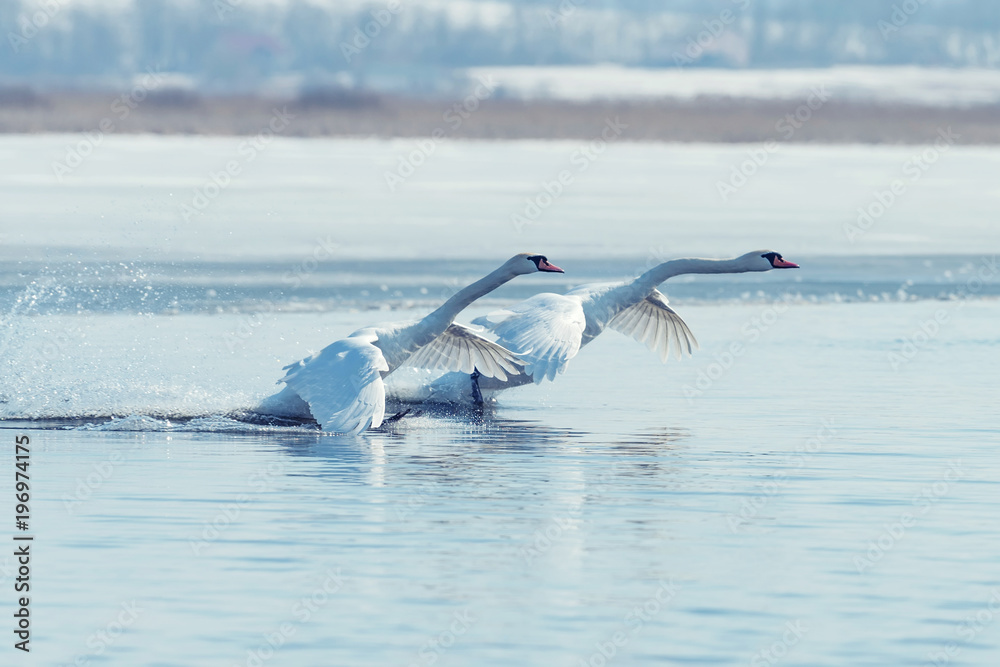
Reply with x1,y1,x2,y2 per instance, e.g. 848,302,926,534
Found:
5,0,1000,88
3,0,1000,140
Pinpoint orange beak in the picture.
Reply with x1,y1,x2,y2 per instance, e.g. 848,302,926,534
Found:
774,258,799,269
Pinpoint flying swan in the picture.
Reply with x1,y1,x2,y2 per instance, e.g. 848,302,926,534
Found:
433,250,798,400
267,253,564,433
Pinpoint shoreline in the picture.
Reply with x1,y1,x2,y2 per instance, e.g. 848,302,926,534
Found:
3,93,1000,144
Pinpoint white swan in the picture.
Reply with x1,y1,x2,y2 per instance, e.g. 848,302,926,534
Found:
454,250,798,398
272,253,564,433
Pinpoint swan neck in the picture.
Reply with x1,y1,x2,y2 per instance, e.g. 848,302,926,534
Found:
635,257,746,292
421,265,515,332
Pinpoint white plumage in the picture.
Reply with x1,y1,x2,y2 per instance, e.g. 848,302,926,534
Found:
273,253,564,433
473,293,586,383
469,250,797,391
607,290,697,363
404,324,522,380
280,334,389,435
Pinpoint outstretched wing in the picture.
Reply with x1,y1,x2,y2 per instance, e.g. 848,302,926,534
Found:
472,293,586,383
403,323,523,381
279,336,389,434
608,289,698,362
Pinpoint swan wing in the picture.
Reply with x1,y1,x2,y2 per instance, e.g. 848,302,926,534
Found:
279,336,389,434
402,323,523,381
609,289,698,362
475,293,586,383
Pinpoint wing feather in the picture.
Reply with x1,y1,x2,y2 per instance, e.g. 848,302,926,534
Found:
650,310,663,357
609,289,698,362
279,336,389,434
403,324,522,381
477,293,586,384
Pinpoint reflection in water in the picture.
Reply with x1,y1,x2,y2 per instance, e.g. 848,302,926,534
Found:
17,375,1000,667
607,427,691,475
273,413,586,486
611,427,690,454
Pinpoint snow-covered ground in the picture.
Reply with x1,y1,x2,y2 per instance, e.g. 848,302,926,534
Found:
2,135,999,262
470,65,1000,107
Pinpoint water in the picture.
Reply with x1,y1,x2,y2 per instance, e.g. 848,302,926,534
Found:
0,136,998,666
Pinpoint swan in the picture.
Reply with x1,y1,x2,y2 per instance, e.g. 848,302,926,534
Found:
267,253,564,434
429,250,798,400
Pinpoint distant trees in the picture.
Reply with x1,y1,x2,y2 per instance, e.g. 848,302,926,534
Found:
1,0,999,93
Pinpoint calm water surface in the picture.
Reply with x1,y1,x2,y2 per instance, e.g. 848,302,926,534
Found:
0,137,997,666
2,298,997,667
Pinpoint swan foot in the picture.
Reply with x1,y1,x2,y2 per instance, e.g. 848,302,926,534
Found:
383,409,413,424
470,369,485,407
370,408,420,432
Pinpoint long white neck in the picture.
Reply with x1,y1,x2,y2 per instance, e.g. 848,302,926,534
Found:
581,256,754,344
398,263,519,351
632,257,753,294
425,266,516,329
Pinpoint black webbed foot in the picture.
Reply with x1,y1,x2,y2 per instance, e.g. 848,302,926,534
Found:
383,409,412,424
470,369,485,407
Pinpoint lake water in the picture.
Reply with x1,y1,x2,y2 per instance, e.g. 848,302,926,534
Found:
0,136,998,666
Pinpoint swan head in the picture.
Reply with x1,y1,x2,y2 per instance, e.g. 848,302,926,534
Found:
509,253,564,275
743,250,799,272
